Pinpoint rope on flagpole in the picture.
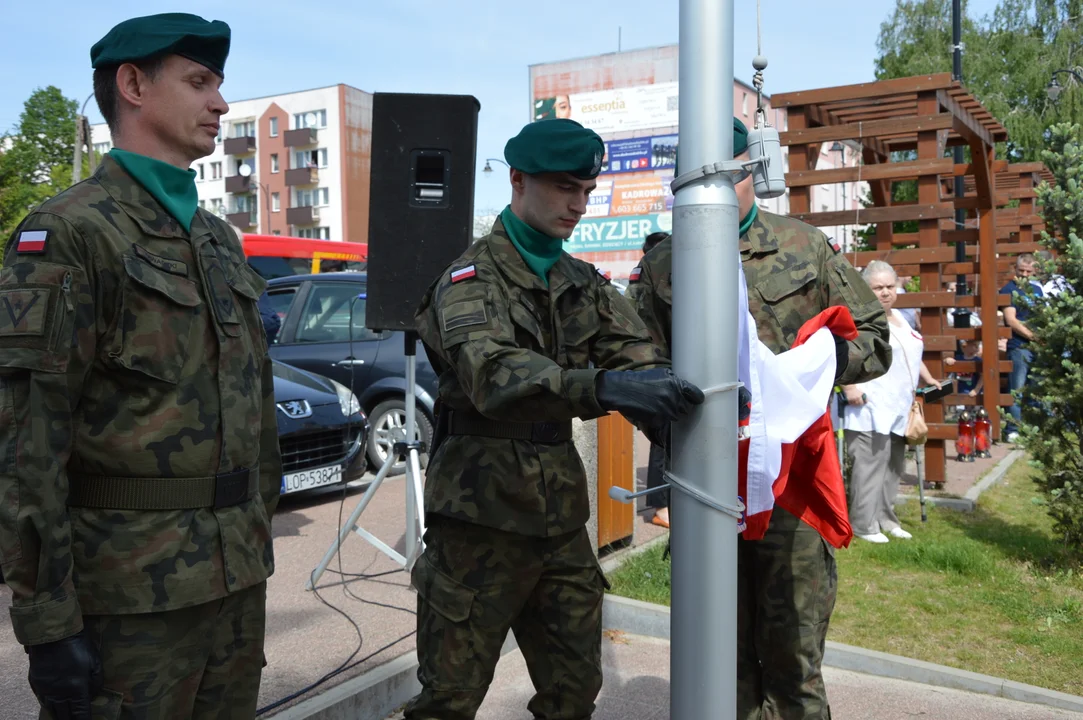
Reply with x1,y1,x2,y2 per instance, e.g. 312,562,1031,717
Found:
665,470,746,520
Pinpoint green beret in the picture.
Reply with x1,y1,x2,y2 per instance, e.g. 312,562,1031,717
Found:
734,117,749,156
505,119,605,179
91,13,231,77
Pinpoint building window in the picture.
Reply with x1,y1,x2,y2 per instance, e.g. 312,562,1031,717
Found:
215,127,222,144
272,230,281,236
209,198,225,216
822,204,829,213
272,192,280,212
294,109,328,129
742,92,748,116
93,141,112,156
269,117,279,137
271,154,279,173
297,227,331,239
232,120,256,138
198,199,206,209
197,164,205,181
211,162,222,180
294,148,328,169
295,187,329,207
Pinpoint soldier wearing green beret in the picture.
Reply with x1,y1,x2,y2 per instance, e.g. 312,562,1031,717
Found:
0,13,280,719
627,118,890,720
406,118,703,719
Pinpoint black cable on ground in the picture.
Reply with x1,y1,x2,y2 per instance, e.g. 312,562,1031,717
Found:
256,479,417,716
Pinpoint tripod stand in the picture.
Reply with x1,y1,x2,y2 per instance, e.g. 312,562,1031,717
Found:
306,331,427,590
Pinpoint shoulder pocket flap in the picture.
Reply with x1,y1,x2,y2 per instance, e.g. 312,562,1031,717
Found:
756,261,817,302
229,263,267,301
411,555,475,623
123,254,201,307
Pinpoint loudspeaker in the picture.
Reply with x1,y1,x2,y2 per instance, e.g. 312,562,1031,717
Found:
365,93,481,331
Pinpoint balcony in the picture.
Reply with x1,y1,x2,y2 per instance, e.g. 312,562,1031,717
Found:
284,127,318,147
286,205,319,225
223,135,256,155
226,210,256,228
225,174,252,194
285,167,318,187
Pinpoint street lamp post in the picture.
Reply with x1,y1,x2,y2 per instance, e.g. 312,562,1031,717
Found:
482,157,509,175
73,92,97,184
1047,68,1083,102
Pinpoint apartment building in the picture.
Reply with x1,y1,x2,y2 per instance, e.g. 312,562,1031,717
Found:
91,84,373,243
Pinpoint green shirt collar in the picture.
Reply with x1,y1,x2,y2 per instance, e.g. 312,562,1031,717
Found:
739,204,759,237
109,149,199,232
500,206,564,288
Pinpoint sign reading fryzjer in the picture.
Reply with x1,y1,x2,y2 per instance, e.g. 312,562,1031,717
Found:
566,213,672,253
533,82,679,135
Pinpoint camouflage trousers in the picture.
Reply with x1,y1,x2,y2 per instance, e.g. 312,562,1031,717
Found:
737,506,837,720
404,516,607,720
41,581,267,720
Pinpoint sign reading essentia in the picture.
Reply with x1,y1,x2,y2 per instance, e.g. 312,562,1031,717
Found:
533,82,679,135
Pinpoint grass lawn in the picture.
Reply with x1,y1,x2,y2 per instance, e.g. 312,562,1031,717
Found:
607,458,1083,696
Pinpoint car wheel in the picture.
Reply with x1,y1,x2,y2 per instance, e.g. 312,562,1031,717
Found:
366,399,433,477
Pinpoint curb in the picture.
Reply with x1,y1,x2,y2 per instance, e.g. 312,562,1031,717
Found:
894,447,1024,512
600,594,1083,714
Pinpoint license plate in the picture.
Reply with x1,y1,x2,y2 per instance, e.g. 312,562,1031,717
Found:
281,464,343,494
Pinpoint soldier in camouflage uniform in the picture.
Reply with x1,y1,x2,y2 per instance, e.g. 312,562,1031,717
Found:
628,119,890,720
406,119,703,720
0,14,280,719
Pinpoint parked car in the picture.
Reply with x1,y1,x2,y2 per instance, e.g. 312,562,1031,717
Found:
265,272,437,476
273,359,369,496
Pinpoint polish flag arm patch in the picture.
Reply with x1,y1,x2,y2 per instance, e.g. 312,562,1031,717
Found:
629,266,642,282
16,230,48,254
450,265,477,283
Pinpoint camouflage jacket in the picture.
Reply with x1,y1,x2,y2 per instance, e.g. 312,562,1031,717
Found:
0,156,281,646
628,210,890,383
414,219,668,537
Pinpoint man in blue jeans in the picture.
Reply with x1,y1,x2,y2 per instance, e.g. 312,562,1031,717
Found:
1000,253,1042,441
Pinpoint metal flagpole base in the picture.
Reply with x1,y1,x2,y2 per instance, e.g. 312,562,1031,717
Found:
306,343,427,590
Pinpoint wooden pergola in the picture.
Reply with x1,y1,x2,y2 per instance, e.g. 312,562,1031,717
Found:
772,73,1009,485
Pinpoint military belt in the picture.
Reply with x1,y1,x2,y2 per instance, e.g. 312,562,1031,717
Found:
447,410,572,444
67,468,258,511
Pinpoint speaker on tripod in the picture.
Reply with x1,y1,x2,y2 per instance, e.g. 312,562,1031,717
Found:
308,92,481,585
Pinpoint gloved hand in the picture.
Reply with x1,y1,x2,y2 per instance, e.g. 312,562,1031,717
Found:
596,368,704,427
833,335,850,381
738,385,752,423
27,630,104,720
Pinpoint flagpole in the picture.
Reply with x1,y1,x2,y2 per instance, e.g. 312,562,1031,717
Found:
670,0,739,717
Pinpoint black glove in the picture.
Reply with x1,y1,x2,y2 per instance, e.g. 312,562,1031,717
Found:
738,385,752,423
27,630,104,720
596,368,705,427
833,334,850,381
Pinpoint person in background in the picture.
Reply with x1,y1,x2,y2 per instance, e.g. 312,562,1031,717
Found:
630,230,673,528
1001,254,1043,442
944,339,983,416
895,275,920,331
258,291,281,345
843,260,940,544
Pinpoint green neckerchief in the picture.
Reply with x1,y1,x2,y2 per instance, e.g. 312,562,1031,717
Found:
501,206,563,287
739,203,759,237
109,149,199,232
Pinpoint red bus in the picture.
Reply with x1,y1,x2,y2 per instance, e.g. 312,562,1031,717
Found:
242,234,368,280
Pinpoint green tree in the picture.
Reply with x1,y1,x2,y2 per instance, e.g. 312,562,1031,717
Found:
1019,122,1083,551
875,0,1083,161
0,86,83,241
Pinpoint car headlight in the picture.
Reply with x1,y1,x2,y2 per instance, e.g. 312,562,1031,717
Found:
330,380,361,417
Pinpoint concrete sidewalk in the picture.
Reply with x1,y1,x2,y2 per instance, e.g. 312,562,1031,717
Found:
458,633,1083,720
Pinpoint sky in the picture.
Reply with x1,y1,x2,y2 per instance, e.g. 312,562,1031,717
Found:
1,0,1002,215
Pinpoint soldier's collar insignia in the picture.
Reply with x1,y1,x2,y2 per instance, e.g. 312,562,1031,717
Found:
450,265,477,283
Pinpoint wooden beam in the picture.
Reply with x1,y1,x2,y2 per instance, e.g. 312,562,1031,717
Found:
806,105,890,159
784,157,954,188
791,203,953,227
950,360,1014,373
771,73,955,108
850,246,957,265
941,394,1015,406
926,424,958,441
787,108,812,215
921,335,958,352
779,113,954,147
938,89,996,149
946,327,1010,340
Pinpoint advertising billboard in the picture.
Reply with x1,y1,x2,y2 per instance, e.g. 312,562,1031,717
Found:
602,134,677,174
534,82,679,135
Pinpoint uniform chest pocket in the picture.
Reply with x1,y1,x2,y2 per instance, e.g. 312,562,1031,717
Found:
224,263,266,351
753,261,819,346
755,260,818,304
562,301,601,368
509,301,547,352
108,253,202,384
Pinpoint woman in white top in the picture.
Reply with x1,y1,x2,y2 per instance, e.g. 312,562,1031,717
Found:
842,261,940,544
